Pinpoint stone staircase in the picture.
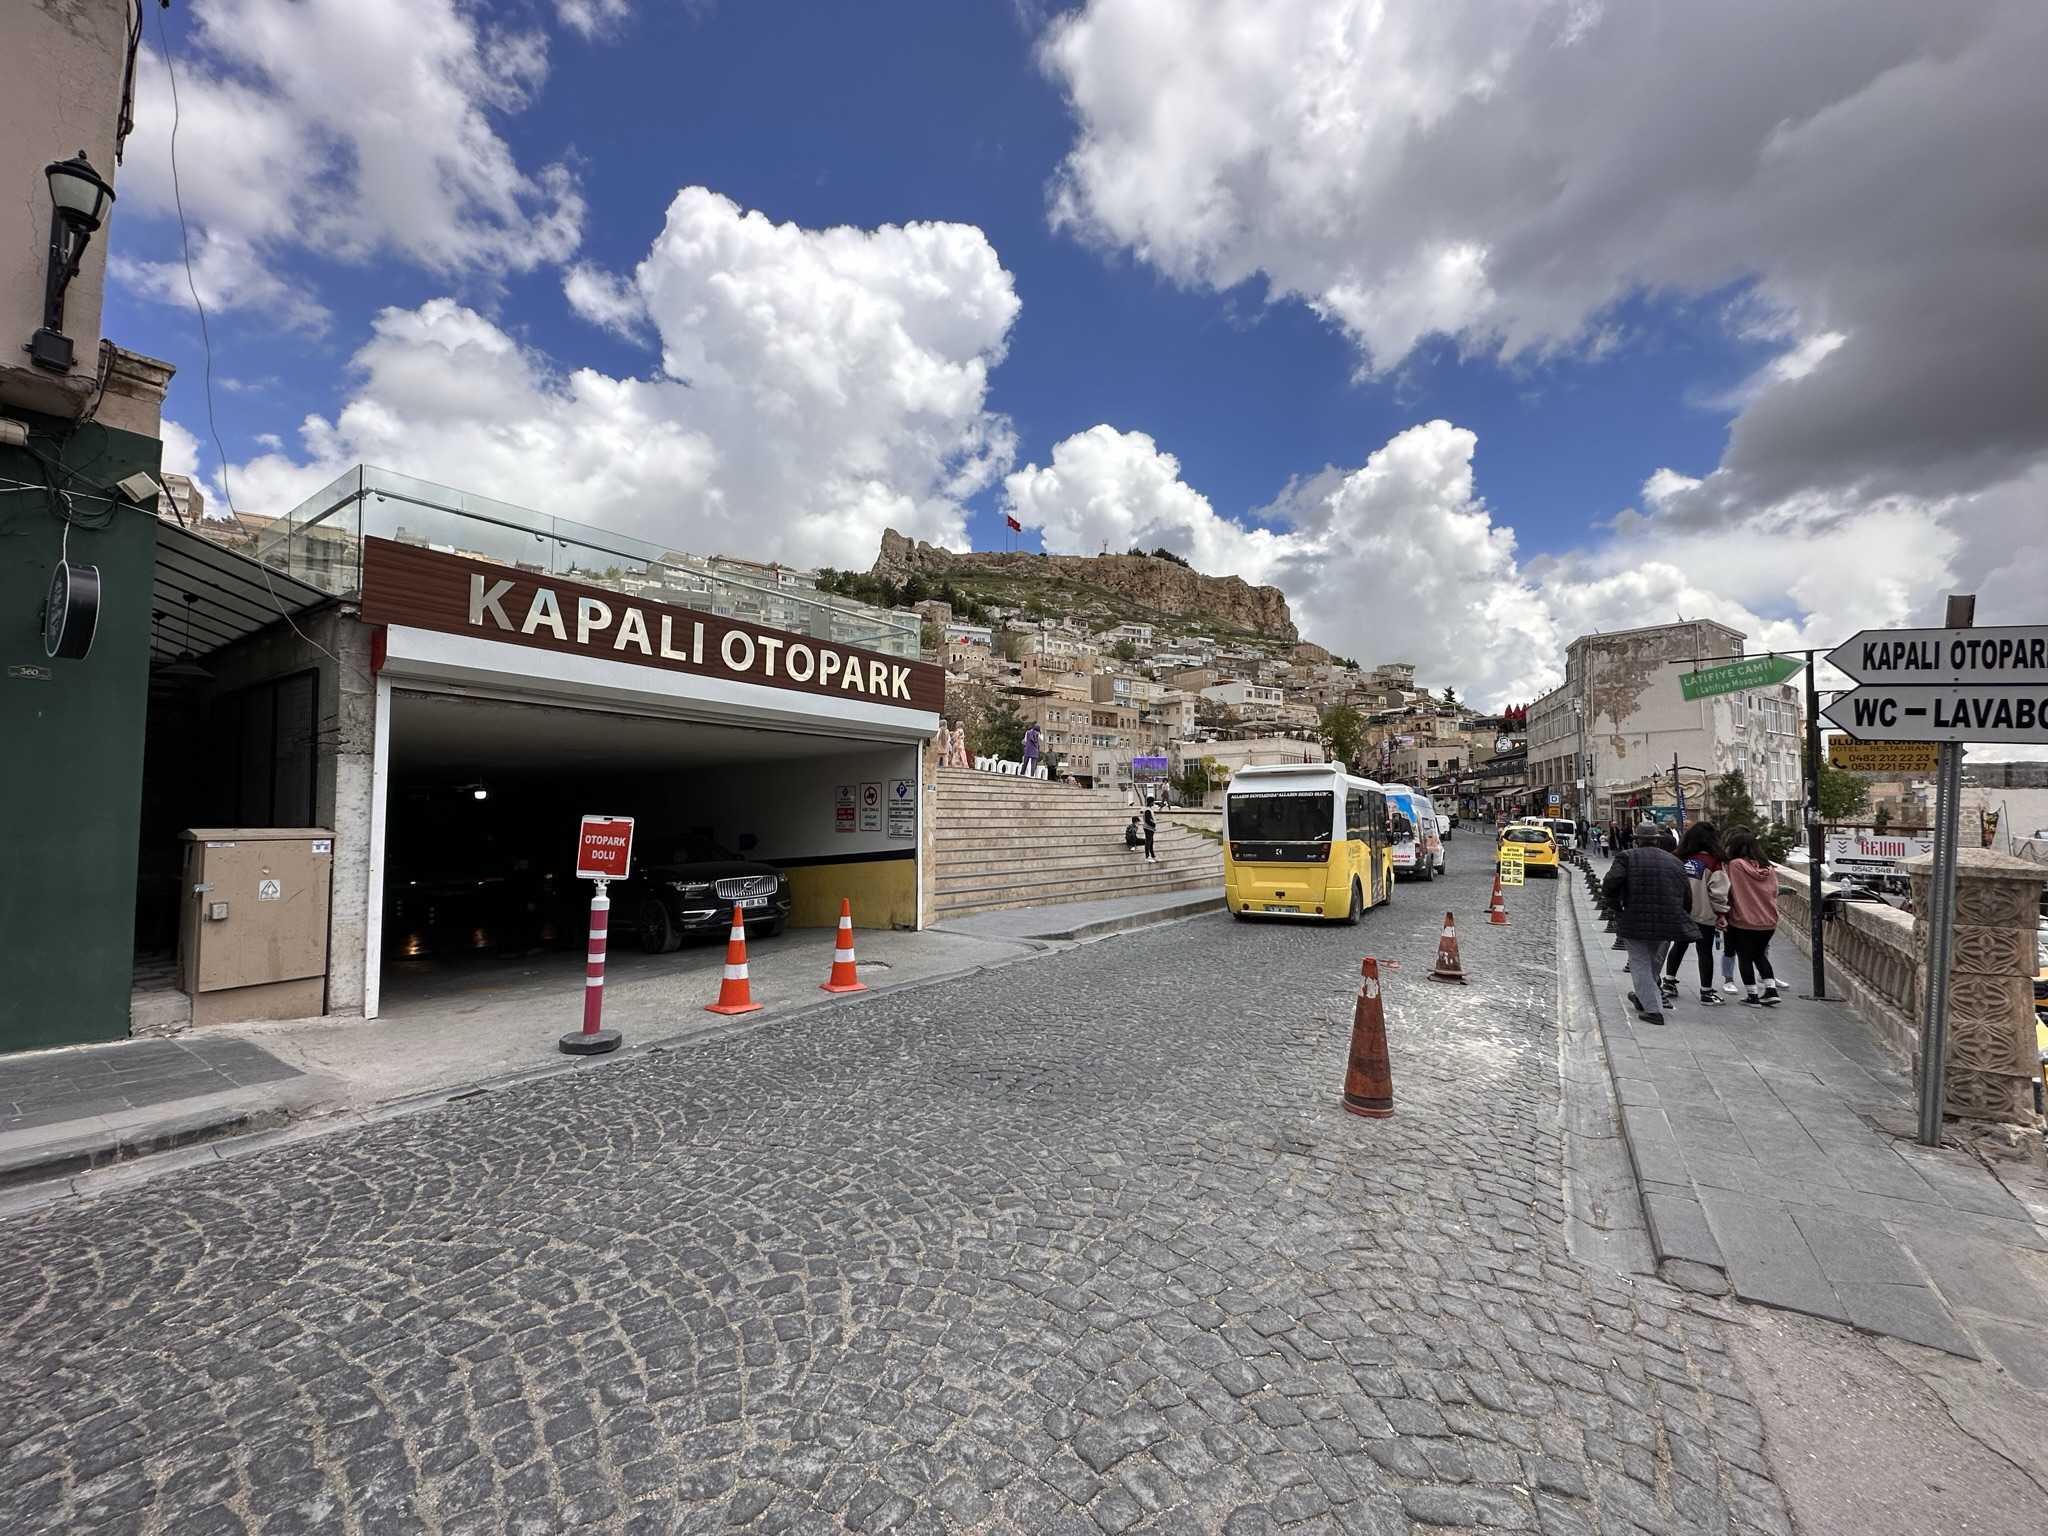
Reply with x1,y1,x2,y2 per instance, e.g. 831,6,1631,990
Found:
931,768,1223,919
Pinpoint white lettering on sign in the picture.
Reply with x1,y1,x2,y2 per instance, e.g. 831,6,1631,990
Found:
615,607,652,656
470,575,516,629
523,588,567,640
461,572,922,702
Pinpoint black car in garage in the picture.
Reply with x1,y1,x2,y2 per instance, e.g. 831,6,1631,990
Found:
620,833,794,952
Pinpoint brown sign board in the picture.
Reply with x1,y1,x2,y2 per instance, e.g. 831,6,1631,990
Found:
1826,737,1939,774
359,538,945,715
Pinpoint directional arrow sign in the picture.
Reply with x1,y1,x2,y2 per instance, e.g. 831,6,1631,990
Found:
1821,685,2048,744
1677,654,1802,701
1826,625,2048,686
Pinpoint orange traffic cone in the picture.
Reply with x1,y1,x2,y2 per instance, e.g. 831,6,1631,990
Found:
820,898,867,994
1342,958,1394,1118
705,906,765,1015
1487,874,1509,925
1429,911,1467,983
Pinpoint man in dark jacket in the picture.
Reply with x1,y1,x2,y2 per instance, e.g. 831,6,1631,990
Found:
1602,821,1699,1025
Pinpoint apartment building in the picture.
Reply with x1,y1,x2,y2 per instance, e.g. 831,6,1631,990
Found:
1533,620,1805,825
1201,680,1285,713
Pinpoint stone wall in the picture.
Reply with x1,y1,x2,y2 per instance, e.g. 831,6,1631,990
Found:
1908,849,2044,1128
1775,872,1919,1068
1781,856,2045,1131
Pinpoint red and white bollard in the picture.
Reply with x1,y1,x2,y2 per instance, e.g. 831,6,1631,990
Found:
560,877,623,1055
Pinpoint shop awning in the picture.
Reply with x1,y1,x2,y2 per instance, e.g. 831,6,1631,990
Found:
151,520,330,666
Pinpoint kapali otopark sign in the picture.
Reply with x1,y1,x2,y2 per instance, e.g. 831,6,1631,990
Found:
358,538,946,713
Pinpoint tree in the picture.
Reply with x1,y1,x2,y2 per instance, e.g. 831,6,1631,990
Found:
1711,769,1760,831
1319,704,1365,768
972,696,1027,760
1173,757,1216,806
1109,637,1140,664
919,621,943,655
1816,761,1870,822
1873,805,1891,833
1761,820,1799,863
1440,686,1459,708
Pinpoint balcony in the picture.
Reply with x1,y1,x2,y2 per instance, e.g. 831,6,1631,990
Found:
255,465,920,658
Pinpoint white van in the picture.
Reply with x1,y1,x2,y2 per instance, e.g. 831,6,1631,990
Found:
1382,783,1444,882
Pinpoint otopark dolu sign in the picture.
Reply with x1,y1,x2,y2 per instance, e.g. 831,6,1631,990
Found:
1822,624,2048,744
564,815,634,1058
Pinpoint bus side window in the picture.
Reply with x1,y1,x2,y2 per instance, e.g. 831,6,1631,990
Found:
1346,792,1367,837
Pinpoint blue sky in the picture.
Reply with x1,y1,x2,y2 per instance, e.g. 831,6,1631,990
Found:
104,1,2046,705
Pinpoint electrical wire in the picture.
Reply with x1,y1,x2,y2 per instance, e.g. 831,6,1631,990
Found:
156,2,347,675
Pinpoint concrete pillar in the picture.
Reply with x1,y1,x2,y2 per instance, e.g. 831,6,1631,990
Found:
1908,848,2046,1131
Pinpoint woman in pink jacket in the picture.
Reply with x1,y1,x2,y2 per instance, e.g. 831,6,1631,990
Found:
1722,827,1781,1006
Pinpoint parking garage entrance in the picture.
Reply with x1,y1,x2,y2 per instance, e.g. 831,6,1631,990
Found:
361,538,943,1018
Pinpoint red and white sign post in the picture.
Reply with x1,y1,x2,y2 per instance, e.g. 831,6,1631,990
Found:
561,815,634,1056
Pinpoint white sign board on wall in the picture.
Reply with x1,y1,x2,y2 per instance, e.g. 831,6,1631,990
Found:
1825,830,1935,868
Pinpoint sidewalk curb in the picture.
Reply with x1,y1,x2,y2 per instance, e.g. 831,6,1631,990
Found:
0,1102,292,1192
1562,870,1735,1297
932,892,1224,944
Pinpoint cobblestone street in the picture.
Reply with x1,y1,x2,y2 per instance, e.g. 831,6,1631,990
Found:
0,863,1790,1535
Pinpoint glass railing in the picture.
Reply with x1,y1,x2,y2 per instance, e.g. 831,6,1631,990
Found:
255,465,920,657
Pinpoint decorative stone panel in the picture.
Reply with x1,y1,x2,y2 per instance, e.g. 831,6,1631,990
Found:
1904,848,2046,1132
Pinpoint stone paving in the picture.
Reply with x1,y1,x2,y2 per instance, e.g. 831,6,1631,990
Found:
0,1037,301,1134
1566,868,2048,1382
0,865,1791,1534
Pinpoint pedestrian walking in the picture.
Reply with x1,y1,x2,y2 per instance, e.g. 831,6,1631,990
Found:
1661,823,1730,1007
1600,821,1698,1026
1142,804,1157,863
1022,723,1042,777
1722,828,1782,1005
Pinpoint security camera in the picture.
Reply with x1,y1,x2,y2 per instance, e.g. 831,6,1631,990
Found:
116,470,164,504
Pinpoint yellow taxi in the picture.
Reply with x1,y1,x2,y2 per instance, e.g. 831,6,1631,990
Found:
1497,823,1560,877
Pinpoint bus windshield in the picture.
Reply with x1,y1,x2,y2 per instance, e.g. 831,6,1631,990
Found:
1228,791,1334,843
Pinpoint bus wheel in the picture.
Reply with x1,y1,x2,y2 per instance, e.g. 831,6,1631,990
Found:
1342,881,1362,926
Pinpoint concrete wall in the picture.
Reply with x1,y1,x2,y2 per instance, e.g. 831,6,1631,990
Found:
186,612,378,1014
0,417,164,1051
1,0,132,420
677,746,922,929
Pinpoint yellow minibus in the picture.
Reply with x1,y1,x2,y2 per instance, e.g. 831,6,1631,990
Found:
1224,764,1394,924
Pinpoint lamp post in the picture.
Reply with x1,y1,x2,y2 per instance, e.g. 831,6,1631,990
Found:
28,150,116,373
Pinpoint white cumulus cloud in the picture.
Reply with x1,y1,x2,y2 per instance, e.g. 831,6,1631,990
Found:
222,190,1020,571
1040,0,2048,631
1006,419,1973,711
121,0,581,319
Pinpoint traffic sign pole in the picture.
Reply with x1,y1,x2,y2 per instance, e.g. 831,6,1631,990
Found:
1803,649,1826,1000
1916,596,1974,1146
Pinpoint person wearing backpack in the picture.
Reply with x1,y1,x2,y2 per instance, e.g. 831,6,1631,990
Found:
1722,827,1782,1006
1600,822,1700,1026
1661,822,1730,1007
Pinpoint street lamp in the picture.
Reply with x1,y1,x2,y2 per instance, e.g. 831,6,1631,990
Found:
28,150,117,372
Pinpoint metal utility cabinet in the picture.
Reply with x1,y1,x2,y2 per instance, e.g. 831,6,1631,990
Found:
179,828,334,1026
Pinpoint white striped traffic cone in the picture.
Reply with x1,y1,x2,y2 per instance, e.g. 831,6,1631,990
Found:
820,898,867,993
705,905,764,1015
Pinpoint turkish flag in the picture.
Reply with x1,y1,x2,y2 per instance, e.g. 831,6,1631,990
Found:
1005,514,1022,532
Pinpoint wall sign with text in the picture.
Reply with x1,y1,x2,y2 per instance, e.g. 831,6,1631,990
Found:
359,538,945,714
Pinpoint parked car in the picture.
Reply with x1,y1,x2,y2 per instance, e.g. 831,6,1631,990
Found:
621,833,793,953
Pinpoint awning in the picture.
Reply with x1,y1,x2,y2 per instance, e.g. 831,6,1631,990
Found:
151,520,330,666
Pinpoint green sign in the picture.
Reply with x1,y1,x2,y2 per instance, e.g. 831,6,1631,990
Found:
1678,654,1802,701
